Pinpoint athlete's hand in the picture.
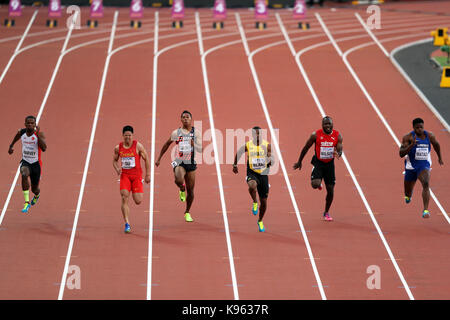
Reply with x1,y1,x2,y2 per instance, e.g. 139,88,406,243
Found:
293,162,302,170
8,146,13,155
439,158,444,166
334,150,341,160
155,159,160,167
145,174,150,184
232,165,238,174
116,167,122,176
35,125,40,133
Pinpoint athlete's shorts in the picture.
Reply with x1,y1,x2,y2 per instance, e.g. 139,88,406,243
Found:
171,159,197,172
20,160,41,186
246,168,269,199
311,155,335,186
120,173,143,193
404,165,430,182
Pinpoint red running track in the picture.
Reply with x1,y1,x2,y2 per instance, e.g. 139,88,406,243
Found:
0,3,448,300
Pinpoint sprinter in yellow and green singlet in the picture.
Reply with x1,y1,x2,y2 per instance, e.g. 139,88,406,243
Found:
233,127,272,232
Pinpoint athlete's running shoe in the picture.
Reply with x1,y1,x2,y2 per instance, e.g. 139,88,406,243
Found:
184,212,194,222
21,202,30,213
323,212,333,221
179,184,186,202
257,221,265,232
405,196,411,204
252,202,258,216
422,210,430,219
31,194,40,206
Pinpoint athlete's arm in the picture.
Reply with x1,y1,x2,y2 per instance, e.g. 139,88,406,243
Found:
193,129,202,153
293,132,316,170
399,133,415,158
233,144,247,174
36,128,47,152
334,133,343,159
429,132,443,165
266,143,273,167
155,134,174,167
8,130,22,155
137,142,151,183
112,145,121,176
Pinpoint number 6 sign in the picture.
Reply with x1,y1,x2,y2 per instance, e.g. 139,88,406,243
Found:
130,0,143,19
9,0,22,17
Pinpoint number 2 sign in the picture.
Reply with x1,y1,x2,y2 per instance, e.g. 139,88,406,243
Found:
293,0,307,20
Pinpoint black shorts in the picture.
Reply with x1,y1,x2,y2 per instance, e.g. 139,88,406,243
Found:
20,160,41,186
311,155,335,186
246,168,269,199
172,159,197,172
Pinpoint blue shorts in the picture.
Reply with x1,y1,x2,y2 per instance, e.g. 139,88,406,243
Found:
404,165,430,181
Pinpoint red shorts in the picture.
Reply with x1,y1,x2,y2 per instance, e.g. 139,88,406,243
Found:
120,173,143,193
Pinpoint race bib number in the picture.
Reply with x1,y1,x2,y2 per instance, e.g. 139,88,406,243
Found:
122,157,136,169
320,147,334,159
179,140,192,153
415,147,429,160
252,157,266,170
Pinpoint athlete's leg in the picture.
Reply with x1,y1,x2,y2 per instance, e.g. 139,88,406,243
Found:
247,180,258,203
120,189,131,224
132,193,143,205
311,179,322,189
417,168,431,211
184,170,196,213
325,183,334,213
20,166,30,192
174,166,187,191
259,197,268,222
404,180,416,198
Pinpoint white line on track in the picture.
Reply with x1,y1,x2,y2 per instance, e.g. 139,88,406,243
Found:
0,10,37,85
282,16,424,299
239,13,327,300
196,12,239,301
58,10,119,300
0,11,77,227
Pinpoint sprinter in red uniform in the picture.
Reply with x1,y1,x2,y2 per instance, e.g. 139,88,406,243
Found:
113,125,150,233
293,116,343,221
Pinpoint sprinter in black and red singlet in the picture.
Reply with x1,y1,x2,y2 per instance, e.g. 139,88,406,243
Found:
8,116,47,214
293,116,343,221
155,110,202,223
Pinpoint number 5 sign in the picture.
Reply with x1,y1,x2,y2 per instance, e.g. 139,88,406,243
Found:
172,0,185,19
9,0,22,17
293,0,306,20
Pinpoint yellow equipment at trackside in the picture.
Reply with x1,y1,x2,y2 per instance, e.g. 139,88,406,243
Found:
440,67,450,88
431,28,448,46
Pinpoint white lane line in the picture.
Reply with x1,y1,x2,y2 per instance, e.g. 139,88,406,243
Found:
354,12,389,57
342,35,450,225
195,12,204,55
315,12,342,57
0,11,78,227
196,12,239,301
390,39,450,133
240,12,327,300
147,10,159,302
287,31,419,300
57,11,119,300
0,10,38,85
235,12,250,56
